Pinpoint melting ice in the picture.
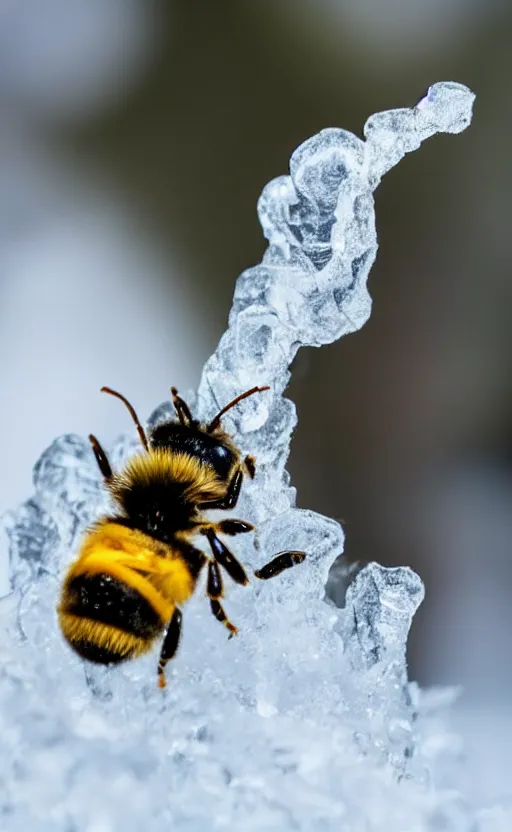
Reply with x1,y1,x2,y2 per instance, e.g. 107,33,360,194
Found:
1,83,501,832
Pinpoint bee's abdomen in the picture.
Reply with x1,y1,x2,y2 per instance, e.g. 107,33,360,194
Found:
66,636,129,665
59,572,163,665
65,572,162,636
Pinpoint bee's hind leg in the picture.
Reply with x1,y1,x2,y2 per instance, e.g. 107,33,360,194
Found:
157,607,183,688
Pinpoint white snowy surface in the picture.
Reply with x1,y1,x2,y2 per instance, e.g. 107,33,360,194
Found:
1,83,502,831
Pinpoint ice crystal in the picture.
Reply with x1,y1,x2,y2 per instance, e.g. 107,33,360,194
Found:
0,82,497,831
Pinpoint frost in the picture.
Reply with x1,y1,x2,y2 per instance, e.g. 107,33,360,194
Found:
0,82,501,831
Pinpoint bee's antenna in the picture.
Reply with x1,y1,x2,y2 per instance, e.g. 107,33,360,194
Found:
207,386,270,433
100,386,149,451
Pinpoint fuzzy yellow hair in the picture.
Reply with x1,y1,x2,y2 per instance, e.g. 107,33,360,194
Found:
110,449,225,506
58,614,152,660
65,521,196,616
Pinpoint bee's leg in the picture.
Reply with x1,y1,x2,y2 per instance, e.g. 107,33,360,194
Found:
209,599,238,638
254,551,306,580
202,528,249,586
223,467,243,509
171,387,194,426
197,519,253,537
157,607,183,688
206,560,238,637
244,455,256,479
216,519,254,535
89,434,113,481
199,467,243,511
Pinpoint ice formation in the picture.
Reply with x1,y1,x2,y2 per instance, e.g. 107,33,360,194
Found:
1,82,502,831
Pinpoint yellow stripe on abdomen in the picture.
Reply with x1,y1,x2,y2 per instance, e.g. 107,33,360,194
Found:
58,612,156,661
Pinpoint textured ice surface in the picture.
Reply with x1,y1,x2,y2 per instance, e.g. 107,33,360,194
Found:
1,82,500,831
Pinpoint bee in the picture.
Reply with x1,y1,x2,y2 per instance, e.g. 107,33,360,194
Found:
57,385,306,687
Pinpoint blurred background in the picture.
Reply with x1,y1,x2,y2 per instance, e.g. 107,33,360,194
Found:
0,0,510,796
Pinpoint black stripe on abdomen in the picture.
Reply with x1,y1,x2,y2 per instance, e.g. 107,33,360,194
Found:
64,572,163,639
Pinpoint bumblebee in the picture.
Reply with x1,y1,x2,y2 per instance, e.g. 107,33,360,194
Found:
57,385,305,687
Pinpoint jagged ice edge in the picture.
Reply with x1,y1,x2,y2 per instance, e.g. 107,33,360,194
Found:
194,81,475,575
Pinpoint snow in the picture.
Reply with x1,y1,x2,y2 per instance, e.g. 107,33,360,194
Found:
0,82,501,831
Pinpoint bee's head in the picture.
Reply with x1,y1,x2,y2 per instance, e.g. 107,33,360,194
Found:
149,422,238,482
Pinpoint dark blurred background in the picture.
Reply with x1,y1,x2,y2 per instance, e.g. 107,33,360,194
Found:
0,0,511,778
